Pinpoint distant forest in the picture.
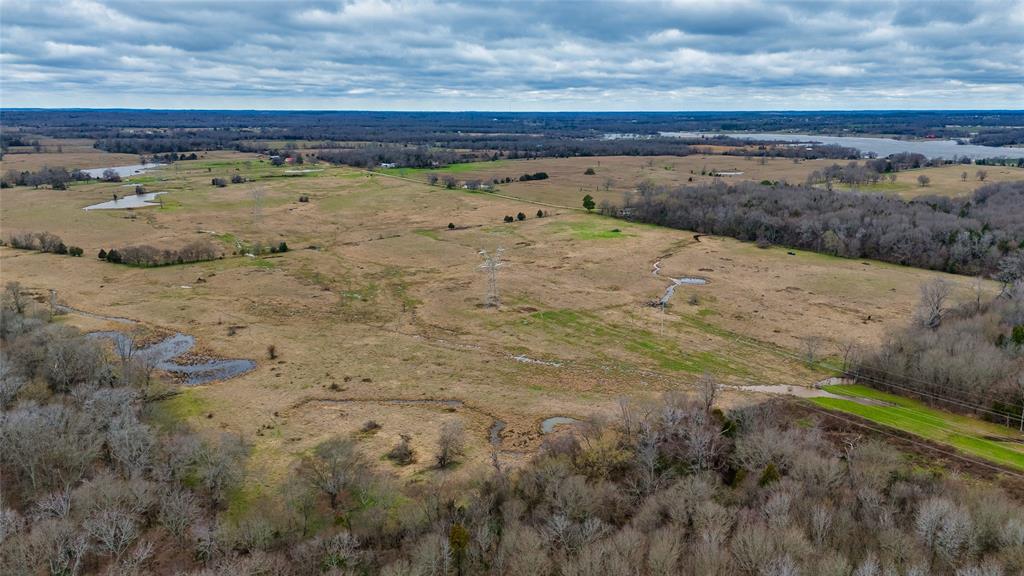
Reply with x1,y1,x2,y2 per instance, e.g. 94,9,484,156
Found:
3,109,1023,158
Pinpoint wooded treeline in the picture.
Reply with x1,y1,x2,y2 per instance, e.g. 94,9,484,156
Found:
618,181,1024,276
855,277,1024,428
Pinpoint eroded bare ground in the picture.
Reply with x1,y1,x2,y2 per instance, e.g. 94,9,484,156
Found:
0,157,997,483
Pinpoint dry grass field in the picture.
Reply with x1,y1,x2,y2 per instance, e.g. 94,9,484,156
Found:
1,137,142,172
835,163,1024,198
384,154,1024,203
0,153,1005,495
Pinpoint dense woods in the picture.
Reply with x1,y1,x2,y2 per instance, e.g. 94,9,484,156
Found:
3,299,1024,575
619,181,1024,276
855,278,1024,429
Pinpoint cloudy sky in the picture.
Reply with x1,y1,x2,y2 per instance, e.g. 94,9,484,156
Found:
1,0,1022,110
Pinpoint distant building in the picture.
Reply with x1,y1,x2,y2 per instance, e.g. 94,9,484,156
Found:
379,162,397,169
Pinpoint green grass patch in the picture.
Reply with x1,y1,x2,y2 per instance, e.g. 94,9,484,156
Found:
813,385,1024,471
148,389,208,429
550,219,634,240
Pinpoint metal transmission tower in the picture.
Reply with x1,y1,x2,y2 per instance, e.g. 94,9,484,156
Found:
249,183,265,224
478,248,506,307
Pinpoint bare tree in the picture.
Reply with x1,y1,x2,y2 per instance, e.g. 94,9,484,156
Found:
4,281,27,314
914,278,951,329
698,372,718,412
837,340,860,374
435,420,465,469
85,508,139,560
157,487,199,540
799,336,823,365
976,169,988,181
916,175,930,187
301,438,364,509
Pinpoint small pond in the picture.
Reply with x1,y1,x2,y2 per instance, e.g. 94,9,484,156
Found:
541,416,580,433
81,164,166,179
84,192,165,210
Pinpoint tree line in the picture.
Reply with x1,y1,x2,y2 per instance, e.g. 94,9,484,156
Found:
617,180,1024,276
853,276,1024,429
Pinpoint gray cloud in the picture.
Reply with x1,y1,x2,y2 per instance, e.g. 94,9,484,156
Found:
1,0,1021,110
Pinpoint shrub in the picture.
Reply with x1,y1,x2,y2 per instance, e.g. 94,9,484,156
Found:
434,421,464,468
386,434,415,465
277,242,288,253
98,249,108,260
231,174,246,184
516,212,526,221
448,222,455,229
211,178,227,187
298,195,310,202
584,167,596,175
759,463,781,486
503,215,514,223
582,194,596,211
536,209,545,218
68,246,83,257
106,249,123,264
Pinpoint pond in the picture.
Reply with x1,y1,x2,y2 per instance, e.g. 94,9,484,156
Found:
88,331,256,385
659,132,1024,160
84,191,165,210
81,164,166,179
541,416,580,433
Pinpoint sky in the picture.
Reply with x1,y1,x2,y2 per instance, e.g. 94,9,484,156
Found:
1,0,1022,111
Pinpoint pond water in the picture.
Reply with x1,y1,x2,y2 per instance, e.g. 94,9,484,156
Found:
659,132,1024,160
652,259,708,305
88,331,256,385
81,164,166,179
541,416,580,433
84,192,165,210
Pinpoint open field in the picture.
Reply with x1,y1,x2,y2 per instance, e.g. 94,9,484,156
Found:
0,139,258,172
833,163,1024,198
381,155,1024,203
813,384,1024,471
0,153,1011,489
1,137,143,172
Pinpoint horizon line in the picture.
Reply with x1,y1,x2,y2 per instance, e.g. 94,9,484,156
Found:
4,107,1024,114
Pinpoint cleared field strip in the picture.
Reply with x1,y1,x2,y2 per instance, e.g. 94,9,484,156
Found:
813,384,1024,471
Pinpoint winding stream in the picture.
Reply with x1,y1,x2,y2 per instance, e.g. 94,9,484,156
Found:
652,259,708,305
56,305,255,385
88,331,256,385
